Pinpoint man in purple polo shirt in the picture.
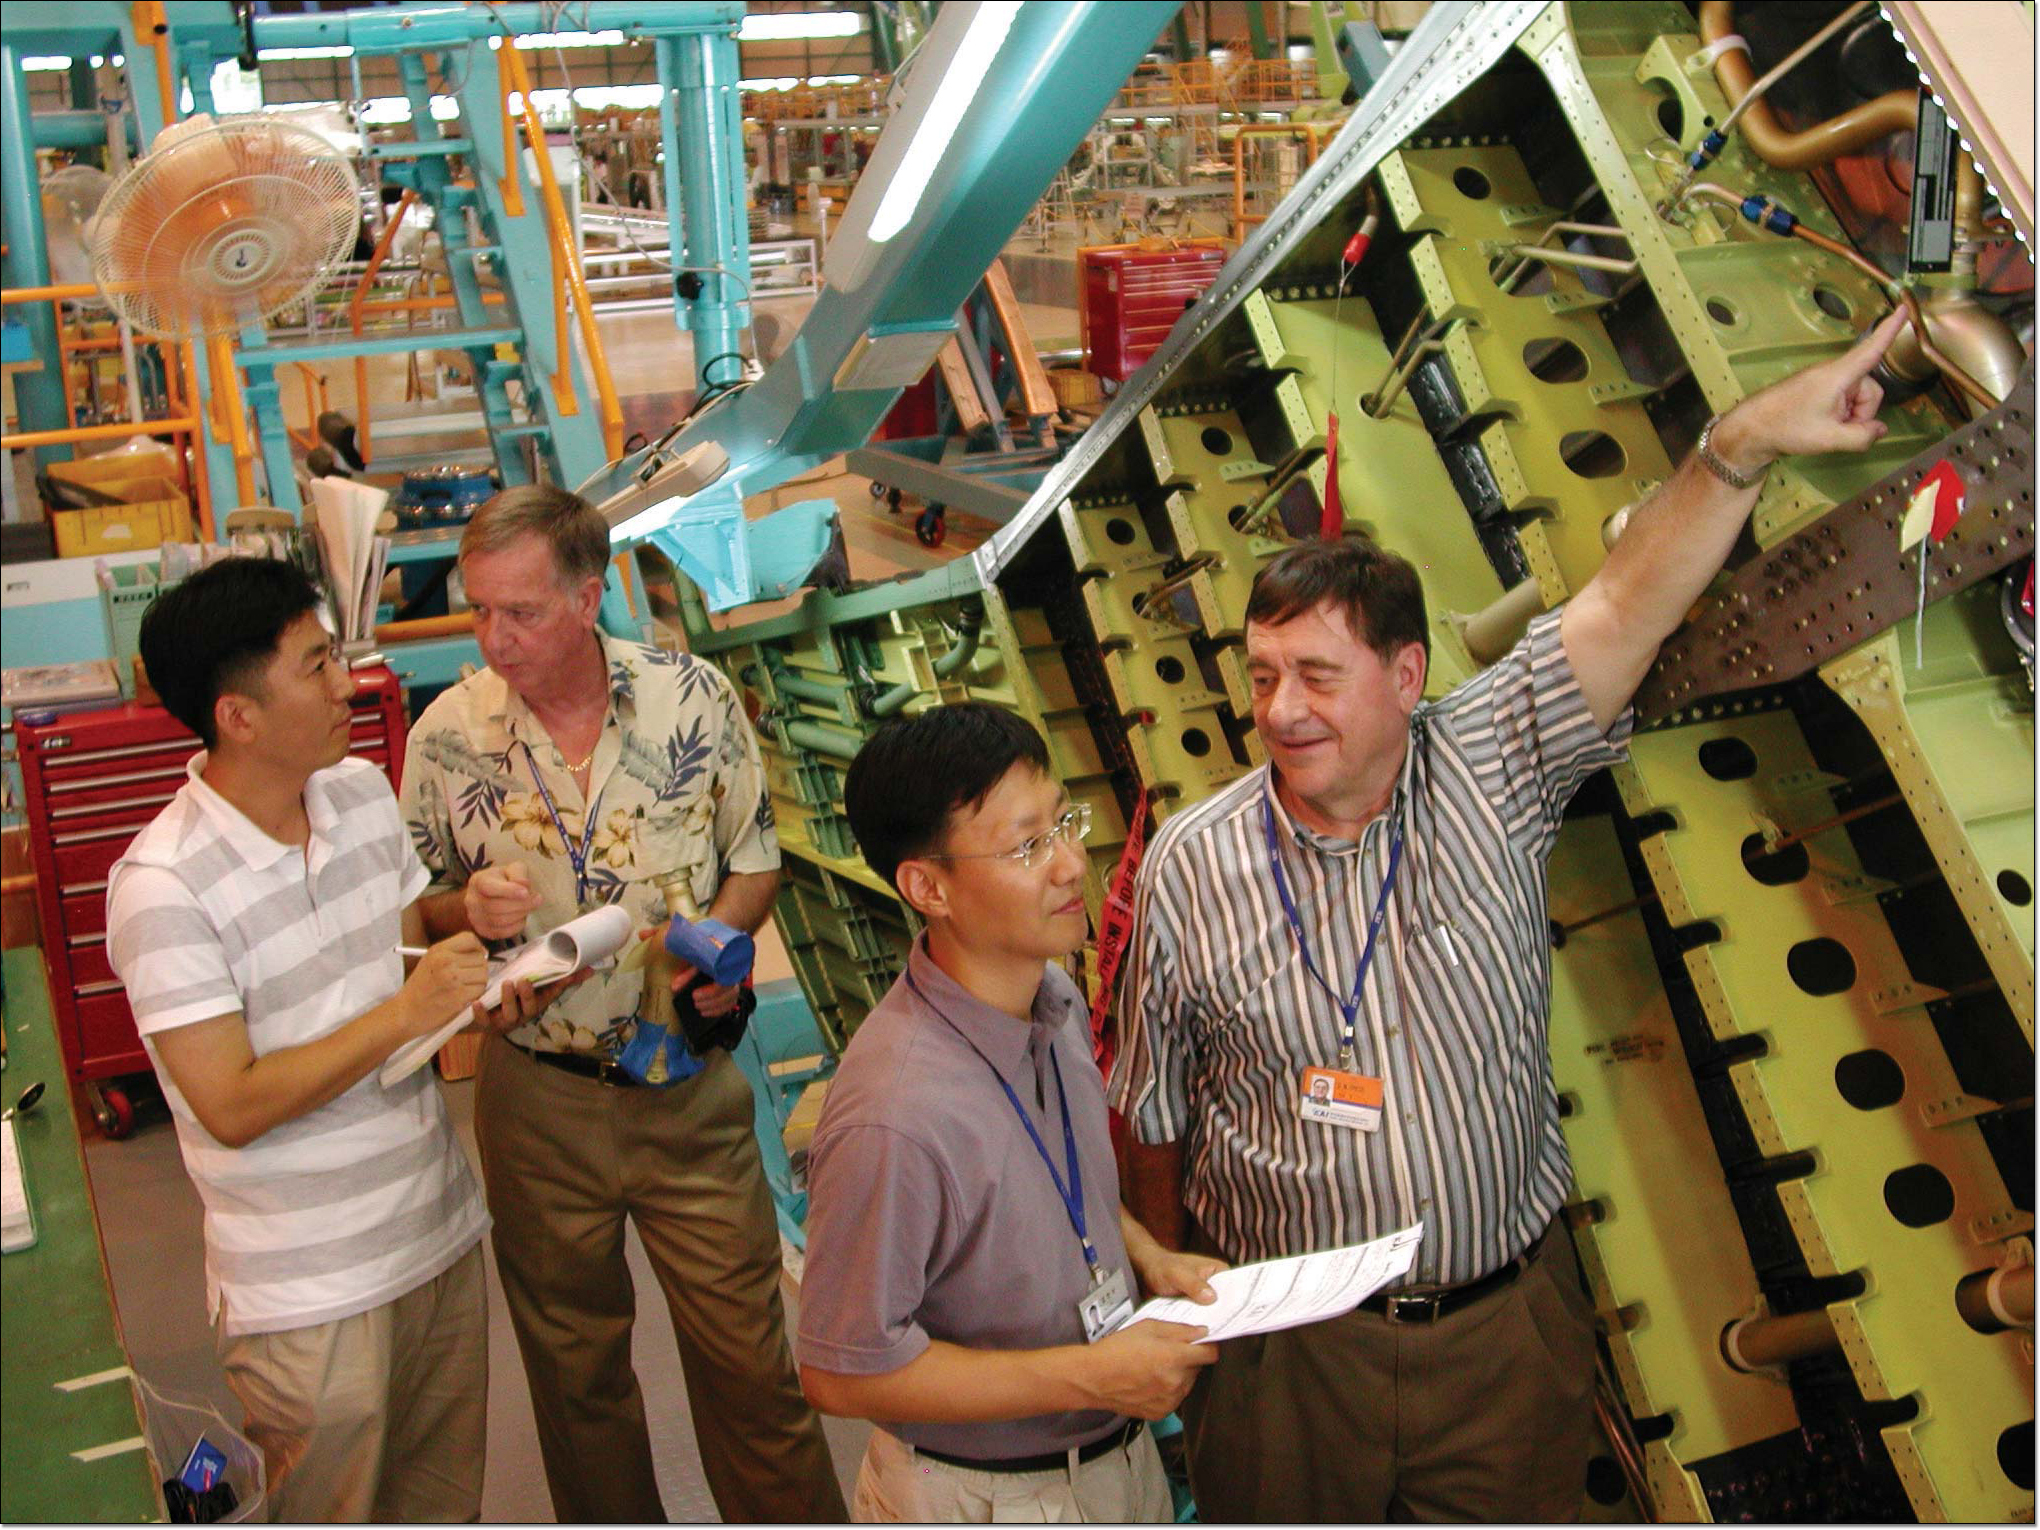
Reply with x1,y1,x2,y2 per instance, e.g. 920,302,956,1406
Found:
796,702,1226,1521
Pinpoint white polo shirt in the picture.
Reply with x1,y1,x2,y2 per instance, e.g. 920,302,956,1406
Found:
106,756,489,1337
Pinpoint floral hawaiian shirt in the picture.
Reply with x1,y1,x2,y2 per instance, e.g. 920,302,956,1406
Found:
398,632,779,1056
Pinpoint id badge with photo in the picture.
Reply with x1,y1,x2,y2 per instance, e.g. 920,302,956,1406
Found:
1079,1266,1135,1343
1299,1065,1384,1132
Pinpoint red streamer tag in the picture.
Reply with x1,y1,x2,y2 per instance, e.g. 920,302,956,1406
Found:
1320,411,1343,540
1899,459,1967,550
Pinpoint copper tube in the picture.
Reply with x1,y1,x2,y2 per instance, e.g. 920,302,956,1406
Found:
1698,2,1916,171
349,190,416,467
376,612,476,644
1956,1264,2034,1333
1791,226,2000,410
1721,1308,1839,1372
1683,183,2000,411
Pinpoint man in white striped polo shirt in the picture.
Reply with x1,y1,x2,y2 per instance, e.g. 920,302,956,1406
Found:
1111,315,1908,1518
106,557,520,1521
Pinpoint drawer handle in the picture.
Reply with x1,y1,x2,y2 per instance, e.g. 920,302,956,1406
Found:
52,823,143,847
77,980,124,997
51,791,176,823
47,764,189,796
61,879,111,897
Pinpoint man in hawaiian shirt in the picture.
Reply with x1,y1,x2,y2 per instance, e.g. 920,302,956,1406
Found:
401,485,844,1523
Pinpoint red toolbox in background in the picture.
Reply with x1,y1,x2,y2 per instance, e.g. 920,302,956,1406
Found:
1079,238,1228,383
13,667,408,1135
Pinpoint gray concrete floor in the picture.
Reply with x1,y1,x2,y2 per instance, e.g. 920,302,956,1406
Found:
80,1078,873,1523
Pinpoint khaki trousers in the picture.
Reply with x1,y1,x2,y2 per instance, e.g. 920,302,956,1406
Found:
851,1426,1173,1524
474,1036,843,1524
215,1242,488,1523
1181,1219,1599,1522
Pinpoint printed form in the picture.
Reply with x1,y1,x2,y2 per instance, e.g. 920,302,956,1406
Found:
1119,1224,1424,1343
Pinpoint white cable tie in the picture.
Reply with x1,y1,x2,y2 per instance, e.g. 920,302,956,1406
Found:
1690,34,1751,70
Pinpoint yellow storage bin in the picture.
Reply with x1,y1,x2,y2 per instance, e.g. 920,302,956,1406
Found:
46,444,181,498
52,478,194,558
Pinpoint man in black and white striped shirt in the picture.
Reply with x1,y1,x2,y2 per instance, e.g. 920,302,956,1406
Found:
1111,313,1909,1519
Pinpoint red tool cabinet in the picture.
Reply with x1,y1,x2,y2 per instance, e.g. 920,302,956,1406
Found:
1079,240,1228,383
13,667,407,1134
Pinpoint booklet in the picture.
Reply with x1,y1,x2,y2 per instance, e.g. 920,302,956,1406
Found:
1113,1223,1425,1343
379,904,637,1086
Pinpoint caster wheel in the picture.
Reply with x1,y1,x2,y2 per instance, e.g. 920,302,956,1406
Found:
94,1084,136,1139
888,487,905,515
867,480,889,501
915,506,947,547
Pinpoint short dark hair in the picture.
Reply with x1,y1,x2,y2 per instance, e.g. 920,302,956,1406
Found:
843,702,1051,890
1245,533,1430,662
139,557,323,749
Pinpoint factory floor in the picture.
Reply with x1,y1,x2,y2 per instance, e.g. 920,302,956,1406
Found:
80,1073,870,1522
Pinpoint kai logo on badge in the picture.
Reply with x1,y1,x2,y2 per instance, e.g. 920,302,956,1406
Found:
1299,1066,1384,1131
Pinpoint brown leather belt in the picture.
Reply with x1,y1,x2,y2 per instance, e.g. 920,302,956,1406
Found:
1357,1225,1548,1324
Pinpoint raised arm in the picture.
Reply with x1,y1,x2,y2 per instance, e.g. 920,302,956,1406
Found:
1561,308,1907,732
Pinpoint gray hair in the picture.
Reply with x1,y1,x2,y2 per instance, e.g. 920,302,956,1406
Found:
458,483,611,587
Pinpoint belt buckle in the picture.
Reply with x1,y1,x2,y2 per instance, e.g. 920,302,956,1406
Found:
1384,1291,1445,1325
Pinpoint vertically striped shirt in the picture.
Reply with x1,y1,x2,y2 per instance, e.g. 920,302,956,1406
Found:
1109,608,1631,1286
106,756,490,1337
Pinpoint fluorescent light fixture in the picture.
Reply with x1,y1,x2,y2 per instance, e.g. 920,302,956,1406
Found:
739,11,863,42
21,56,74,72
738,73,864,92
259,45,355,60
512,30,627,49
357,94,461,125
867,1,1020,243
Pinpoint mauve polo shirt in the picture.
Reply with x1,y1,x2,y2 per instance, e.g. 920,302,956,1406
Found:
795,936,1136,1459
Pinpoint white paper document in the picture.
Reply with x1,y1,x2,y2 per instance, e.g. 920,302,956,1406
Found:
1117,1224,1424,1343
380,905,636,1087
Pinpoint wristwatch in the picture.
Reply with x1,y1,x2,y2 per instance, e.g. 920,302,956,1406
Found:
1695,413,1766,491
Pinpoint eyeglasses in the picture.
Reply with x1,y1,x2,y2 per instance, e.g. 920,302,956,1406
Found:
925,803,1092,871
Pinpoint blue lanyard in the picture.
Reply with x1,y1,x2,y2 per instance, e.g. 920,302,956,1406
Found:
522,741,606,905
1261,783,1404,1066
906,972,1101,1282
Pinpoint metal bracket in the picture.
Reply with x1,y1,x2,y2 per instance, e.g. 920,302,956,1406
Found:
1636,367,2035,724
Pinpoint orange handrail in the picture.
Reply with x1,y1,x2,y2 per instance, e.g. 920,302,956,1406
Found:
1,281,102,304
494,50,526,219
502,44,624,459
2,418,197,449
287,363,327,451
500,48,581,427
358,292,508,315
205,331,257,503
131,1,179,130
1230,123,1325,237
348,189,417,467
